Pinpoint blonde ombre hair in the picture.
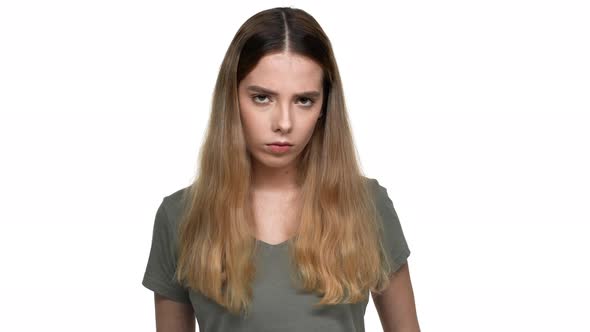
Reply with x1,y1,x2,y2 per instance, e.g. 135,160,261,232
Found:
175,7,394,316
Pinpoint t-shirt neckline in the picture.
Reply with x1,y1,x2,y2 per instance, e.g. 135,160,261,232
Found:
256,238,290,248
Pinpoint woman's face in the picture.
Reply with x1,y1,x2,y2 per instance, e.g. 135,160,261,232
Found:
238,52,324,171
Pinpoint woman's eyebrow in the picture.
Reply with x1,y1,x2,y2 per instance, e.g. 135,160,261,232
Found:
246,85,321,98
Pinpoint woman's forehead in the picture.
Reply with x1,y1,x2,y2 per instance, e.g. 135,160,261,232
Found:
242,53,323,91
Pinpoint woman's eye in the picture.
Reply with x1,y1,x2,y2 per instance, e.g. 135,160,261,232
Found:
299,97,315,107
252,94,270,104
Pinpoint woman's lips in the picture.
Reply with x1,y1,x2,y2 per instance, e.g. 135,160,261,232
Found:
266,144,292,153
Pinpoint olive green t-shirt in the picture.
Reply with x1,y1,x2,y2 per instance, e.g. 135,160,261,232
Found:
142,177,411,332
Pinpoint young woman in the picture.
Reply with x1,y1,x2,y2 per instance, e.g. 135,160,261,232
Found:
142,7,420,332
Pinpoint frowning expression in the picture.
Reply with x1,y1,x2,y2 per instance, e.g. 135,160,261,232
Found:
238,52,324,169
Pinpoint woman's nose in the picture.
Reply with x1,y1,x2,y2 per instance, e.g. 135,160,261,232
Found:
272,102,293,133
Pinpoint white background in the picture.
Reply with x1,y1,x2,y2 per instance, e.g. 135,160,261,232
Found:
1,0,589,331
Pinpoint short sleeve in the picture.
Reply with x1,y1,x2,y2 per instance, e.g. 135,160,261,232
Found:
371,178,411,274
141,198,191,304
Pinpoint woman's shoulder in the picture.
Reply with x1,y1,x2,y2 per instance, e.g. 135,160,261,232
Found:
362,175,386,197
159,184,192,223
363,176,397,215
164,184,191,203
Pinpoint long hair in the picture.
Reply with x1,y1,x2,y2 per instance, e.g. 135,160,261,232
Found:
175,6,394,316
